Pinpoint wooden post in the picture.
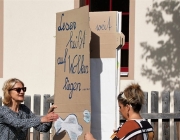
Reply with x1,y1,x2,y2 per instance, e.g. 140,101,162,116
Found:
24,95,31,140
174,91,180,140
141,92,148,113
162,91,170,140
43,94,50,140
151,91,158,140
33,94,41,140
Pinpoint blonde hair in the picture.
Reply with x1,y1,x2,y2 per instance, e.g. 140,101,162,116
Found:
117,83,144,112
2,78,24,106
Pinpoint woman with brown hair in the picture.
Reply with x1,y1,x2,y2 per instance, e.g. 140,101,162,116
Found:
84,83,154,140
0,78,59,139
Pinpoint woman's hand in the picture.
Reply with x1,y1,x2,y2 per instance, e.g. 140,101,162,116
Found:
84,132,96,140
48,105,57,113
41,112,59,123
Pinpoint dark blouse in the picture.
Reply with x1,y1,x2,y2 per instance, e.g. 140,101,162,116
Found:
0,104,52,140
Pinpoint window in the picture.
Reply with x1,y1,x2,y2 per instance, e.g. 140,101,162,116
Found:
113,0,129,76
81,0,135,79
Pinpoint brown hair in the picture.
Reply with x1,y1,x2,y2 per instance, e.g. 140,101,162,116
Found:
117,83,144,113
2,78,24,106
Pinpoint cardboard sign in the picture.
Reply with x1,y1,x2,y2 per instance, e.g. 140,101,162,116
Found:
89,11,125,58
89,11,124,140
53,6,91,140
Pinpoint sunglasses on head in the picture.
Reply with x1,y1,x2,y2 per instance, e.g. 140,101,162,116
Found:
10,87,26,93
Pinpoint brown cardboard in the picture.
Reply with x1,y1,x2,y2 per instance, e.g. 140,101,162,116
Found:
53,6,91,140
89,11,125,140
89,11,125,58
90,32,125,58
89,11,118,33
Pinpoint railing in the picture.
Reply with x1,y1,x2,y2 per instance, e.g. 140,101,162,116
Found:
1,92,180,140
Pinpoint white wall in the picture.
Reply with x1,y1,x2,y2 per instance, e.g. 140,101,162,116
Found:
121,0,164,94
121,0,180,139
2,0,180,139
1,0,74,108
91,58,117,140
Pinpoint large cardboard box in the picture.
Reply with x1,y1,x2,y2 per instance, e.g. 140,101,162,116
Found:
89,11,124,140
53,6,91,140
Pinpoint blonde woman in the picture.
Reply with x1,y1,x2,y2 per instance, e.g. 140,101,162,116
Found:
84,83,154,140
0,78,59,139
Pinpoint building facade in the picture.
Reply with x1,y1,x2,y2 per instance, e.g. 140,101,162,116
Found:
0,0,180,139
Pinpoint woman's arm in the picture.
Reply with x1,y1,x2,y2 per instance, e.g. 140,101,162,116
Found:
33,112,58,132
0,108,41,130
0,105,58,132
30,105,58,132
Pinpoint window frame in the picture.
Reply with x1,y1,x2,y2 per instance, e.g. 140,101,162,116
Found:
79,0,134,79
